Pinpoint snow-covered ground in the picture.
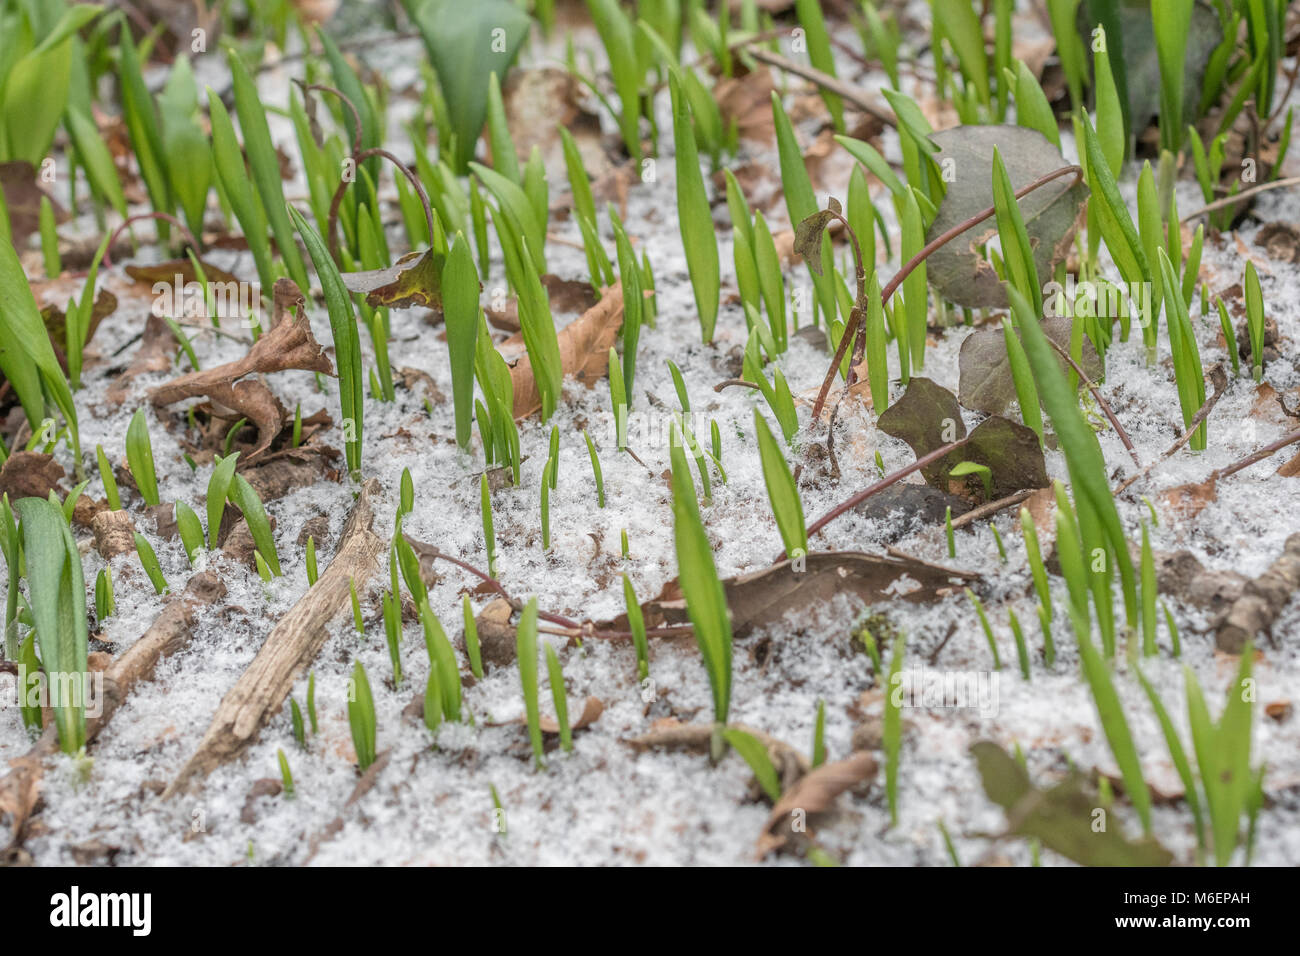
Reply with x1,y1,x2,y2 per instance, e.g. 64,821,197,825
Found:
5,6,1300,866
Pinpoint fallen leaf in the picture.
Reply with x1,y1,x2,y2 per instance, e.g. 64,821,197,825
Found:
540,696,603,734
925,125,1088,309
958,315,1100,416
0,451,64,502
341,248,447,312
757,752,877,858
510,281,624,419
970,741,1174,866
714,66,776,144
149,279,334,464
0,751,43,851
0,161,63,248
610,550,976,639
106,313,181,404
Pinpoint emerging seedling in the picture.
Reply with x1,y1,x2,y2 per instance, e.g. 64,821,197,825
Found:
517,598,545,769
348,659,377,771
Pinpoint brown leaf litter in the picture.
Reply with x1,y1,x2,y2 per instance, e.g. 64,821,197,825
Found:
509,281,625,419
148,279,334,466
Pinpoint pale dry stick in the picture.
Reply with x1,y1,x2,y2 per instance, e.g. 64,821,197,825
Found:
948,489,1035,531
0,572,226,852
744,46,898,128
1180,176,1300,224
1113,364,1228,496
1213,426,1300,481
1047,338,1140,468
164,480,385,797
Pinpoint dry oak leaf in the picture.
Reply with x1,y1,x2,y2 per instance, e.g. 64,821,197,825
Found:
510,281,624,419
757,751,877,858
148,279,333,465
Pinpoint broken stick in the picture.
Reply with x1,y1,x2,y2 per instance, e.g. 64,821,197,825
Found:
164,479,383,797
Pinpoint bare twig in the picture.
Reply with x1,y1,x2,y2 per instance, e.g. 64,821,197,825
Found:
1114,364,1228,495
812,165,1085,419
1180,176,1300,224
784,438,969,560
948,488,1035,531
744,47,897,128
1047,338,1140,468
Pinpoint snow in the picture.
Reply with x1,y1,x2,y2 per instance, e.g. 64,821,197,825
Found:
4,8,1300,867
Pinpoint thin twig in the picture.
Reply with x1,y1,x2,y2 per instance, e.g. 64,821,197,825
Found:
1047,338,1140,468
1180,176,1300,224
784,438,969,560
102,212,200,268
811,165,1084,419
1114,364,1228,496
1214,427,1300,481
744,46,897,128
948,489,1035,531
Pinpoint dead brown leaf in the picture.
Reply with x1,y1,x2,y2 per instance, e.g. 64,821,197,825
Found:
714,66,776,144
607,551,975,639
0,161,63,248
757,751,877,858
149,279,333,464
106,313,181,404
510,281,624,419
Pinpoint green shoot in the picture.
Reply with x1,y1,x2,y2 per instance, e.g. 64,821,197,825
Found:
722,728,781,802
125,409,159,506
544,643,572,753
133,532,168,594
517,597,544,769
347,659,377,771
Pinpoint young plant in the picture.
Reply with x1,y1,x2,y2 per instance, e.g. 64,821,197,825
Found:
544,643,572,753
443,234,480,450
18,497,88,754
583,431,606,508
348,659,377,771
516,598,545,769
134,533,168,594
1244,261,1266,382
1012,287,1138,651
965,589,1001,670
306,536,318,585
722,728,781,802
883,634,906,826
1186,650,1258,866
1158,249,1207,451
174,501,204,564
94,566,114,622
462,595,483,680
419,601,462,723
754,410,806,561
229,475,281,576
1008,608,1030,680
623,574,649,681
1077,624,1153,834
670,425,732,758
0,230,80,462
290,208,364,479
669,71,720,342
480,473,497,577
277,749,295,798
